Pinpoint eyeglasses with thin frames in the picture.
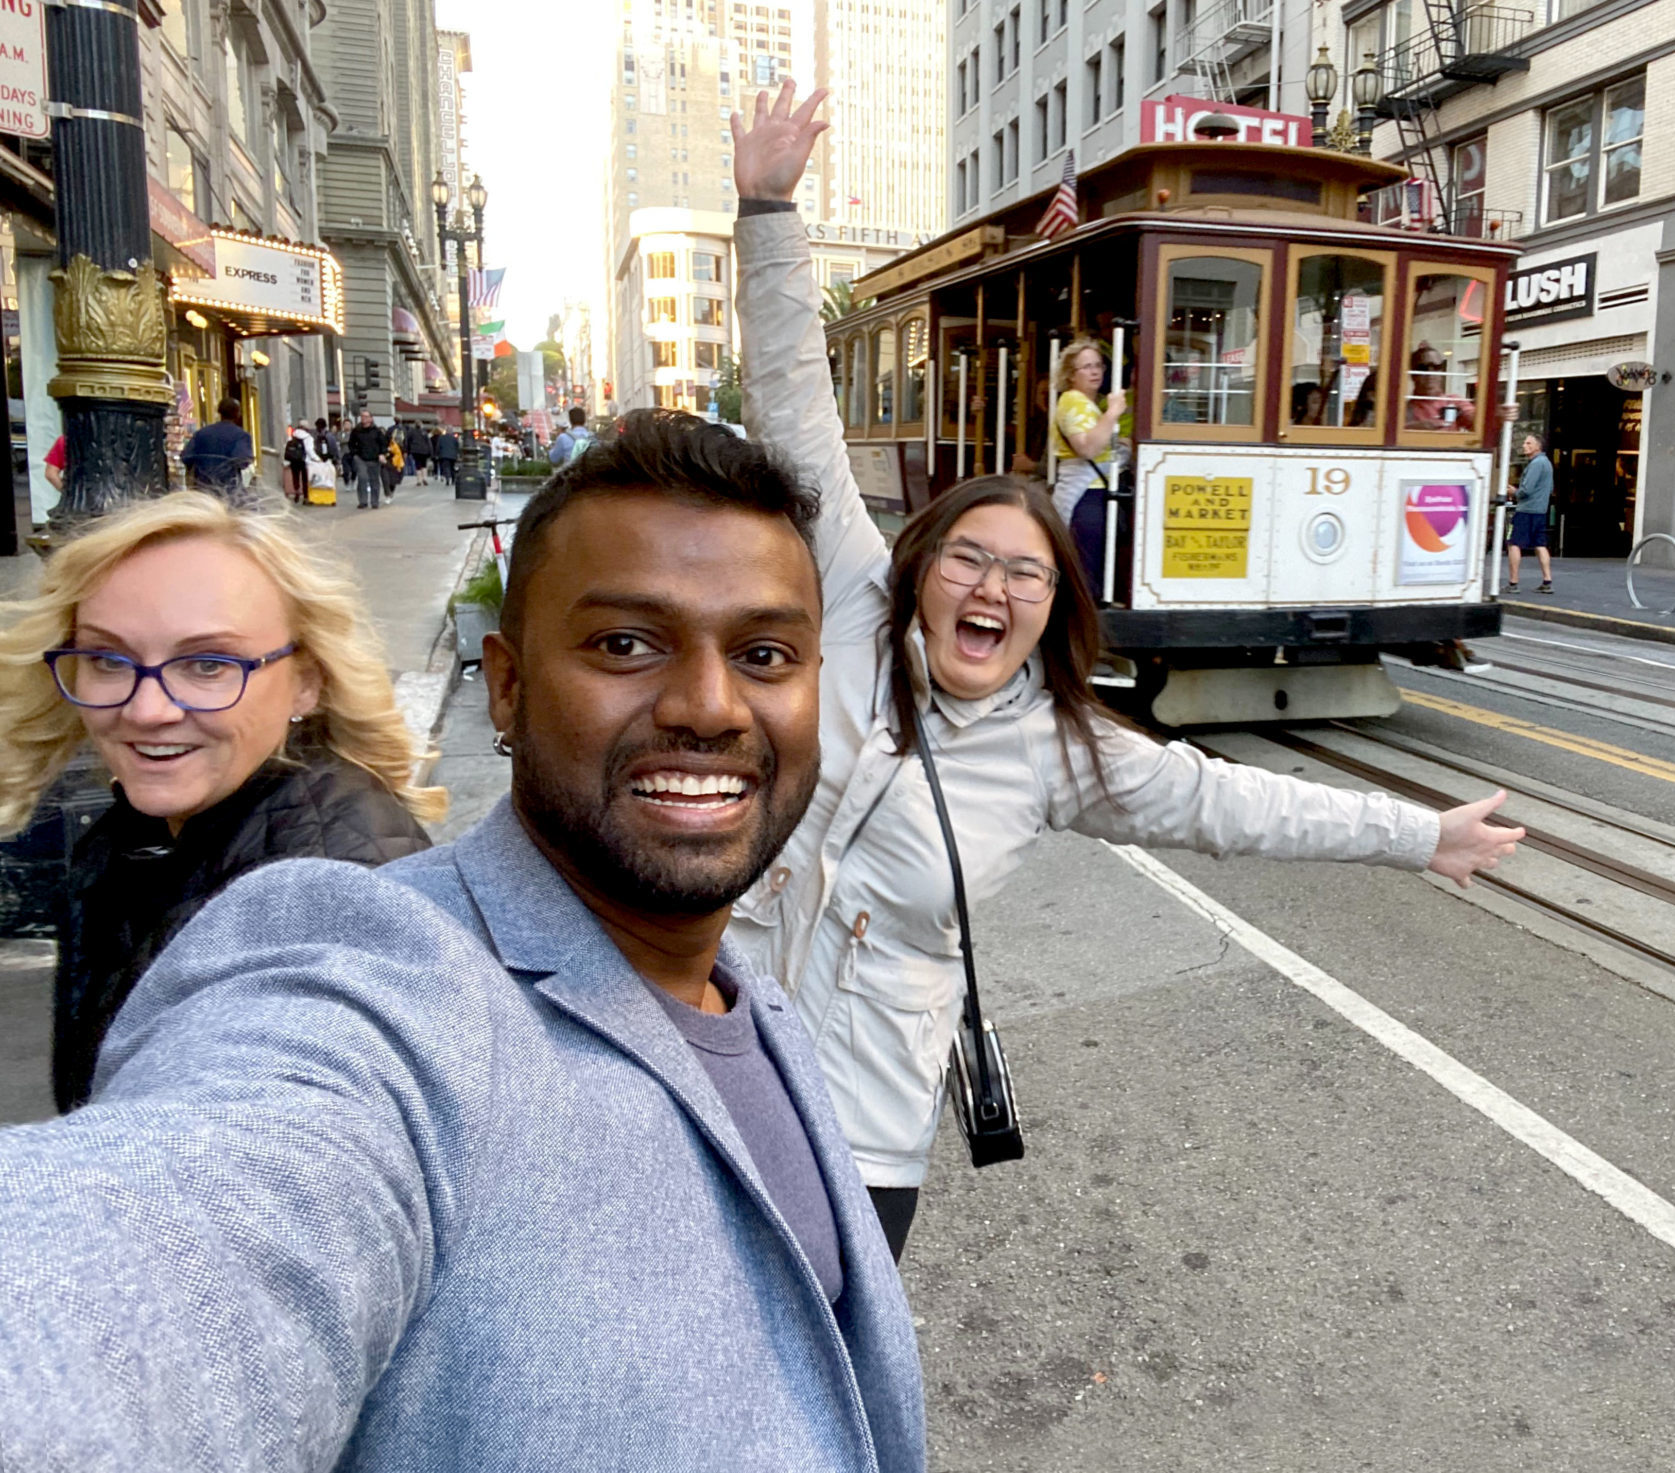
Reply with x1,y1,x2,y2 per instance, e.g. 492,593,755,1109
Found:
936,540,1059,604
42,645,299,712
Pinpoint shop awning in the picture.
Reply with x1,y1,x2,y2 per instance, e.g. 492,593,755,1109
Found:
393,305,425,359
168,227,344,336
423,360,447,388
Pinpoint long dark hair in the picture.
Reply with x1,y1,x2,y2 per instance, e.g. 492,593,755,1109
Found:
886,475,1112,771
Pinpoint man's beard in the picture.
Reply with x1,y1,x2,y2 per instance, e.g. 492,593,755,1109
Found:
511,707,819,916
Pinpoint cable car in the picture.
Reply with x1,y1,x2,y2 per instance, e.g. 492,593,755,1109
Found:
828,138,1521,725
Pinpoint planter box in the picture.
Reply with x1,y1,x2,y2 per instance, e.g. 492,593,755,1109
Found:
454,602,500,665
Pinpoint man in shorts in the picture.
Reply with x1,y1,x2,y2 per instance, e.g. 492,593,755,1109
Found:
1506,431,1553,593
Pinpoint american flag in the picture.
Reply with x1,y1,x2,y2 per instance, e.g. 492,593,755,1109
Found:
1034,151,1079,239
468,267,505,309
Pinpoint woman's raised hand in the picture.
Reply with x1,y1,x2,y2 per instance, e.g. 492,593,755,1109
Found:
730,80,829,202
1426,789,1525,888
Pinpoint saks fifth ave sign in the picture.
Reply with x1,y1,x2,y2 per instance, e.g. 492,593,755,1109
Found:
0,0,47,140
1140,96,1313,148
1504,252,1596,328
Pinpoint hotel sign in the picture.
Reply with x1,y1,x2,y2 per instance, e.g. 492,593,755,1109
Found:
1141,96,1313,148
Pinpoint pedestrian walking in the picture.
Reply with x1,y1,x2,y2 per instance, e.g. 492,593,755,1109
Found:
305,422,339,506
729,83,1525,1259
434,427,460,485
315,416,342,475
345,409,388,508
405,422,434,485
382,434,404,502
0,491,441,1112
282,424,311,504
0,417,923,1472
1506,431,1554,594
549,406,595,466
180,397,255,505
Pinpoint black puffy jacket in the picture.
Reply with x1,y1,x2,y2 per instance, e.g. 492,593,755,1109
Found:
53,752,431,1111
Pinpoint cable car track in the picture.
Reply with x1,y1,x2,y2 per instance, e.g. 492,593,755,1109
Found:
1185,722,1675,985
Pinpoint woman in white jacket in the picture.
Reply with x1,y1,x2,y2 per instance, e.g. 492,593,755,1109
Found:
728,85,1523,1258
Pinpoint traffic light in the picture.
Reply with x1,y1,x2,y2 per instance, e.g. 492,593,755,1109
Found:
480,395,501,420
366,359,381,390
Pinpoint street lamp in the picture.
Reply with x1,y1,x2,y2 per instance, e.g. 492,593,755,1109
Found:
1353,52,1383,156
1305,46,1339,150
433,170,491,499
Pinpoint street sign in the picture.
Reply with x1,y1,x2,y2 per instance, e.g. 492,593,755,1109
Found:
0,0,48,140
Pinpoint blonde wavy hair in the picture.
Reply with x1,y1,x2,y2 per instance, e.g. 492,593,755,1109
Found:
0,492,446,835
1053,336,1108,394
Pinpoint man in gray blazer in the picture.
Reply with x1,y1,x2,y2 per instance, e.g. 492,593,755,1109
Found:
0,411,926,1471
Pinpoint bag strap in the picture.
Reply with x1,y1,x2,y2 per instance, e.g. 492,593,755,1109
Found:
909,701,997,1101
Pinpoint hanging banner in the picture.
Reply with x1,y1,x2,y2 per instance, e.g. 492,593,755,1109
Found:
0,0,48,140
1397,481,1473,585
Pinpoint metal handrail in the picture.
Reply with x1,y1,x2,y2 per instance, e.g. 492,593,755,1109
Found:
1627,534,1675,614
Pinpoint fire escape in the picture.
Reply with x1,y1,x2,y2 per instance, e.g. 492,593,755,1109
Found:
1174,0,1278,106
1373,0,1533,233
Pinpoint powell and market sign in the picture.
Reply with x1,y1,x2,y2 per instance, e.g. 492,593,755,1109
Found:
1503,252,1596,328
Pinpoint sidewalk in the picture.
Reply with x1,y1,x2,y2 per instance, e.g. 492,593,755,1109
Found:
1485,552,1675,645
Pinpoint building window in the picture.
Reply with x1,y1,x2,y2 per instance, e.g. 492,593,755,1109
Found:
956,157,968,214
1086,52,1102,127
1051,80,1067,151
655,384,681,408
626,143,637,158
992,128,1005,190
1453,136,1485,236
1151,8,1167,84
1542,76,1644,225
970,46,981,102
995,20,1007,81
1111,38,1126,112
1038,0,1050,43
694,340,721,369
1006,117,1019,182
1010,4,1021,69
647,296,678,323
1057,0,1067,27
958,59,968,115
628,191,639,205
225,35,254,143
158,0,193,57
652,340,679,369
694,296,724,327
165,124,198,213
1034,93,1049,162
646,251,677,278
626,167,638,181
626,118,637,134
692,251,724,283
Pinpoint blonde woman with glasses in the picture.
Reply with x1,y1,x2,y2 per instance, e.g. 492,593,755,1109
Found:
0,492,443,1111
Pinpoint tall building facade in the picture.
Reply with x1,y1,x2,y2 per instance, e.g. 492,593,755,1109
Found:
605,0,931,412
1329,0,1674,558
315,0,458,420
945,0,1318,223
436,31,474,354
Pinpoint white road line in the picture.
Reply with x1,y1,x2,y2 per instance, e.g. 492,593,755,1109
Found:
1500,629,1675,670
1107,842,1675,1253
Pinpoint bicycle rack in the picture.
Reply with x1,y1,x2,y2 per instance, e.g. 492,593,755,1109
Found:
1626,533,1675,613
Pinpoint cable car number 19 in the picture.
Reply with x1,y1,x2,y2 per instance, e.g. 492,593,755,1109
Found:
1305,467,1352,496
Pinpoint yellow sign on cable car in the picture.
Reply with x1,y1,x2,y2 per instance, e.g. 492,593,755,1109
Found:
1162,475,1253,579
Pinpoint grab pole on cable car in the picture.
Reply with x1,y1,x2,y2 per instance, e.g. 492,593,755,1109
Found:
955,353,968,480
925,358,937,486
1489,340,1521,600
1103,318,1138,606
995,344,1009,475
1045,337,1061,485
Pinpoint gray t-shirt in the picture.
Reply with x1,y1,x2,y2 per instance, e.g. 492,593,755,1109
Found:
1514,452,1553,515
647,967,844,1301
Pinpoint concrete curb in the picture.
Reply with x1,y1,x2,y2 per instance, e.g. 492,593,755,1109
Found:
1496,598,1675,647
399,525,491,787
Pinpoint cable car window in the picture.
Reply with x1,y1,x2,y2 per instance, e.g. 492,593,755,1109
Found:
900,317,928,424
1405,274,1479,433
1291,255,1384,430
872,325,895,428
1163,256,1262,427
846,334,867,429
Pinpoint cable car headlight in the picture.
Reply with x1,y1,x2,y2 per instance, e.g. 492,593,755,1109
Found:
1302,511,1347,563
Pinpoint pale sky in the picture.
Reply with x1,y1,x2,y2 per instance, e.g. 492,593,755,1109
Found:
433,0,613,361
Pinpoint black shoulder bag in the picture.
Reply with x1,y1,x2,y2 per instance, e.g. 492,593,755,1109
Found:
910,703,1025,1168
